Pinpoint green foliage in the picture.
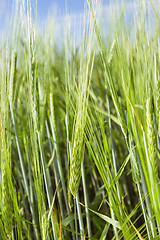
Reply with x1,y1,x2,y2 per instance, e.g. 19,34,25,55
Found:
0,0,160,239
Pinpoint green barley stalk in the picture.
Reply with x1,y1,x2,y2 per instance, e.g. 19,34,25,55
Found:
10,101,39,239
81,156,91,238
45,120,64,220
50,93,70,213
37,131,60,240
0,219,9,240
127,129,151,238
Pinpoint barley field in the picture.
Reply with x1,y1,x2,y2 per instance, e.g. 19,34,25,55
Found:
0,0,160,239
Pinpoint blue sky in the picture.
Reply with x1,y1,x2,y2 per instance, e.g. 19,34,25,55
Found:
0,0,150,43
0,0,107,18
0,0,113,21
0,0,122,37
38,0,86,17
0,0,154,27
0,0,156,48
0,0,105,31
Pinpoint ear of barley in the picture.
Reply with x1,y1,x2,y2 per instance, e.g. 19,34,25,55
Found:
128,131,141,183
130,149,141,183
2,167,13,239
9,49,17,103
69,111,84,197
68,15,94,197
156,77,160,136
1,127,13,239
146,92,158,178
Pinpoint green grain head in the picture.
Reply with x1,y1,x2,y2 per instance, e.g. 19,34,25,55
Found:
69,111,84,197
156,77,160,136
9,49,17,103
1,166,13,239
146,91,158,178
130,149,141,183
